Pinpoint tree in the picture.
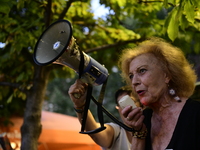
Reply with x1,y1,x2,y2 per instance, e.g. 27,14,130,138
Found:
0,0,200,149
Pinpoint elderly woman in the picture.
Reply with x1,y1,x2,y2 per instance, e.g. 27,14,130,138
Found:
119,37,200,150
68,81,141,150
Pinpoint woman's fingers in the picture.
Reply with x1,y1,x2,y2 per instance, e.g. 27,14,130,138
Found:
68,79,88,107
73,93,82,99
122,107,144,130
127,108,143,121
69,80,88,95
121,105,133,117
122,107,141,118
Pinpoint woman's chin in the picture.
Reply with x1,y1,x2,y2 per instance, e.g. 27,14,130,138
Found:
140,99,149,106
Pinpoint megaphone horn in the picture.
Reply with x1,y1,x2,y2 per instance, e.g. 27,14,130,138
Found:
33,20,109,85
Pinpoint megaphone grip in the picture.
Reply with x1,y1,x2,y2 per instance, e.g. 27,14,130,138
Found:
78,50,85,79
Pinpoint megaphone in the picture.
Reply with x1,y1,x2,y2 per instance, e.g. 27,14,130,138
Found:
33,20,108,85
33,20,135,135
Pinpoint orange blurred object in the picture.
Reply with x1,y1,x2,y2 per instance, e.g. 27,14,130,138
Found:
0,111,101,150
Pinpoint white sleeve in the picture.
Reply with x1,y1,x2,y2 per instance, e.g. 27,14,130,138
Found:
101,122,131,150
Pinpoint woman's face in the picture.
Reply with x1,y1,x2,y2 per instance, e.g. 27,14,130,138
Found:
128,53,170,106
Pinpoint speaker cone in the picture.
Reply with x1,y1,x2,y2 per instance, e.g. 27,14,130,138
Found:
33,20,72,65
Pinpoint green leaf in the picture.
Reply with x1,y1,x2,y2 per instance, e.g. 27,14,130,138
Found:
0,0,16,14
116,0,126,7
194,42,200,54
194,34,200,54
167,0,176,6
163,9,172,34
17,0,25,9
0,0,11,14
184,0,195,24
193,0,200,10
16,72,25,82
7,94,13,104
179,14,189,31
163,0,168,8
167,8,179,41
18,92,27,100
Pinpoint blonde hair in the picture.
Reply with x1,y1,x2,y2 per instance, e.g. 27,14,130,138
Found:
118,37,197,98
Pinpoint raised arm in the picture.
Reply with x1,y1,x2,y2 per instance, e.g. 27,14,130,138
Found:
68,79,114,148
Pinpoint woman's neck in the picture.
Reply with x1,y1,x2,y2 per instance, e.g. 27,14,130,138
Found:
150,97,187,115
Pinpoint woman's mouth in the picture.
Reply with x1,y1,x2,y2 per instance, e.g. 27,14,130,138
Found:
137,90,145,96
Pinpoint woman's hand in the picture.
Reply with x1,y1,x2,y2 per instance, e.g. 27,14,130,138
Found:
68,79,88,108
121,106,145,131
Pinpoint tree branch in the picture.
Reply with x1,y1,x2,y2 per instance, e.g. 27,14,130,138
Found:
59,0,75,20
59,0,89,20
138,0,175,7
0,82,30,93
45,0,52,27
0,82,20,88
85,38,145,53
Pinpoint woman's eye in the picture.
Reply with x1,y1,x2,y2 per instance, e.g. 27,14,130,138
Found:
129,74,134,80
139,68,146,74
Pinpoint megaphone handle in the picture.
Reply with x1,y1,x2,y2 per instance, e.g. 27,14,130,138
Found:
78,49,85,78
80,79,107,134
73,50,85,99
80,84,93,132
97,77,108,127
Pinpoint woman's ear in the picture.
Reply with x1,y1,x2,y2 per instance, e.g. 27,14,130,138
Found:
164,73,170,84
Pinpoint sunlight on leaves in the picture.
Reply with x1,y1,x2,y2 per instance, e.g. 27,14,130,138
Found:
184,0,195,24
167,8,179,41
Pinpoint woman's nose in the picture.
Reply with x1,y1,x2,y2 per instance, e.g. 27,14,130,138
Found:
132,74,140,86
